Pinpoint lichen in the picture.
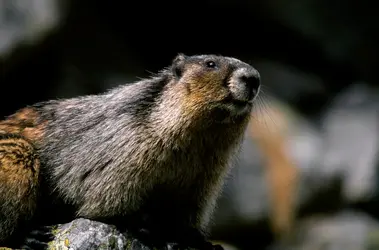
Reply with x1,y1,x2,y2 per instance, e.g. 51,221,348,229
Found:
64,238,70,247
125,238,133,250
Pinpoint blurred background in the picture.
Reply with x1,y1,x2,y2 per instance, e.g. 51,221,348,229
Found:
1,0,379,249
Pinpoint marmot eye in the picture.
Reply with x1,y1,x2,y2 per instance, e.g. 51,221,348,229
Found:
205,60,216,68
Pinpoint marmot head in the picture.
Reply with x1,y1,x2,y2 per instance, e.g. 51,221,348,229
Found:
164,54,261,123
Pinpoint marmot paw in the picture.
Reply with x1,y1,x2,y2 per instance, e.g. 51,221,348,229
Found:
20,225,55,250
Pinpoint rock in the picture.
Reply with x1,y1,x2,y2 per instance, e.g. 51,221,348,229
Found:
0,0,61,57
269,211,379,250
46,218,128,250
31,218,219,250
320,83,379,203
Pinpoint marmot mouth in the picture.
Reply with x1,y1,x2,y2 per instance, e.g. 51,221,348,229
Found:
218,96,253,117
230,99,253,107
222,95,253,108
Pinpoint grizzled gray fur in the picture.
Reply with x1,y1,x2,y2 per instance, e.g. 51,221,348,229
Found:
0,54,260,250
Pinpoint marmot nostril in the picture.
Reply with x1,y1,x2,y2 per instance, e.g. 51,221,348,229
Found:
240,72,261,100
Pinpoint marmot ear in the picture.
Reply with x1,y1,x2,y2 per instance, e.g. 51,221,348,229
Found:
173,53,187,63
172,53,187,79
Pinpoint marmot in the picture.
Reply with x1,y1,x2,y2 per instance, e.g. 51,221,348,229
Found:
0,54,260,250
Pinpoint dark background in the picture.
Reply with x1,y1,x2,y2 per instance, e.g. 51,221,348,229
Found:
1,1,379,249
2,0,378,118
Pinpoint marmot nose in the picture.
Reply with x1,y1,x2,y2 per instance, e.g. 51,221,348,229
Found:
239,69,260,101
230,67,260,102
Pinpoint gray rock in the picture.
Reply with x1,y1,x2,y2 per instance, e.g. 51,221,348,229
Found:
0,0,61,57
44,218,210,250
48,218,128,250
320,83,379,202
270,211,379,250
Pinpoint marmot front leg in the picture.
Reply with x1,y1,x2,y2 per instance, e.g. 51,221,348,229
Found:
0,134,42,248
128,210,224,250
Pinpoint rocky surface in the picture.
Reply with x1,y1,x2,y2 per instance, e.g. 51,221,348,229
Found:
30,218,228,250
320,83,379,203
46,219,129,250
269,211,379,250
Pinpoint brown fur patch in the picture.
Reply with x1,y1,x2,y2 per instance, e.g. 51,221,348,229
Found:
0,108,46,144
0,137,40,183
184,63,229,102
0,135,40,242
173,63,230,125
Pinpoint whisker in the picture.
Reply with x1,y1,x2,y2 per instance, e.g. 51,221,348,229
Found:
252,89,281,136
146,70,158,77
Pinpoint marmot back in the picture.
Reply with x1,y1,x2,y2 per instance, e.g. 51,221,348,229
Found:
0,54,260,250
